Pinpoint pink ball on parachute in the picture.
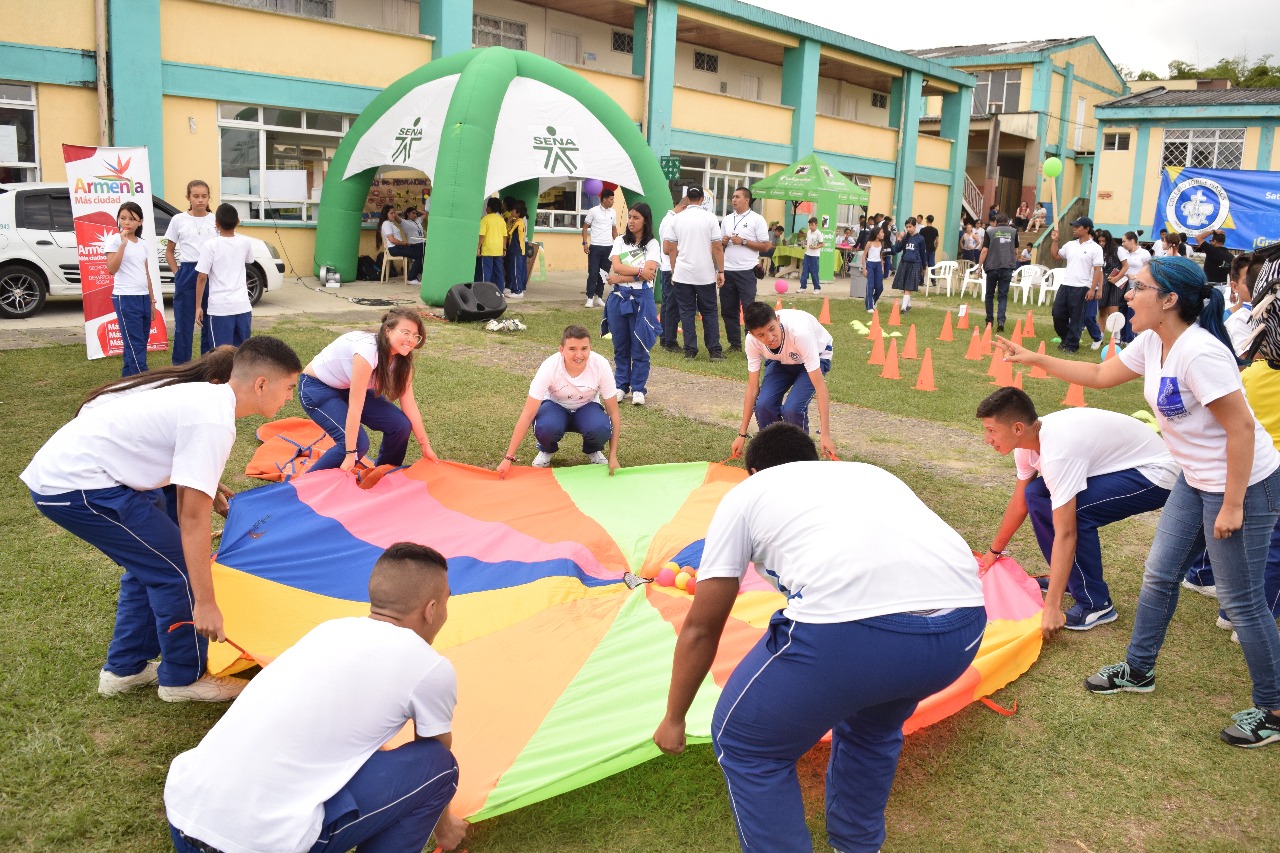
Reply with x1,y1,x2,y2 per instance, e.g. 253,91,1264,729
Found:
774,280,789,294
582,178,604,197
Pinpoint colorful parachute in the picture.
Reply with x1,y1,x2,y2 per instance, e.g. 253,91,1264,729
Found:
211,441,1043,821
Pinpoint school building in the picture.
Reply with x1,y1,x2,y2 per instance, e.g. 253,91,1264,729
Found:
3,0,975,277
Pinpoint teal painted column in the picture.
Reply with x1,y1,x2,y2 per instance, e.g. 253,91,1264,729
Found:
1258,124,1275,170
1128,125,1151,228
888,76,903,130
420,0,472,58
891,70,922,222
1055,62,1075,203
781,38,819,158
941,88,971,260
1032,59,1052,186
631,6,647,78
1089,120,1104,213
645,0,677,155
108,0,164,193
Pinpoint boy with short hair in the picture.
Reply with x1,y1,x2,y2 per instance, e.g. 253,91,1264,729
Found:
800,216,823,292
195,203,254,348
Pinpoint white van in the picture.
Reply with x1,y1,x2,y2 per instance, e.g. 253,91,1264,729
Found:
0,182,285,319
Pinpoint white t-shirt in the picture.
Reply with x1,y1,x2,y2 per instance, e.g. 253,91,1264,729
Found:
309,332,379,390
745,308,834,373
165,618,456,853
670,206,721,284
699,461,985,623
1117,245,1150,288
721,209,770,271
1059,238,1104,288
1225,306,1253,358
104,233,151,296
609,236,661,287
1119,326,1280,490
804,228,822,257
163,211,217,265
1152,238,1169,258
402,217,425,243
20,383,236,498
528,351,616,412
379,219,403,247
584,205,616,247
657,211,677,273
195,235,254,317
1014,408,1180,509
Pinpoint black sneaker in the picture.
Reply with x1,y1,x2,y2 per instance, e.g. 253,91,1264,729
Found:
727,345,743,354
661,343,680,353
1220,707,1280,748
684,352,697,360
709,352,727,362
997,323,1006,333
1084,662,1155,694
1034,574,1051,591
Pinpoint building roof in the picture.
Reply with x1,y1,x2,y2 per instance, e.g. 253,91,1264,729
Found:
1099,87,1280,108
908,38,1082,61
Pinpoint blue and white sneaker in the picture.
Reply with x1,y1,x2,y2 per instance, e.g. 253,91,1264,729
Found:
1084,662,1155,694
1064,603,1118,631
1181,577,1217,598
1034,575,1051,591
1220,707,1280,748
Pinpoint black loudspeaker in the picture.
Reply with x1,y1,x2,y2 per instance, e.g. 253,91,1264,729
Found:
443,281,507,322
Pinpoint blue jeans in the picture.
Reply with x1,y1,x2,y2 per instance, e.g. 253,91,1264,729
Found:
1052,286,1089,350
756,357,831,433
864,262,884,310
1183,519,1280,618
984,268,1013,327
586,244,612,299
171,262,211,364
1127,469,1280,707
478,255,504,290
659,270,678,348
113,293,152,376
533,400,611,454
712,607,985,853
800,255,821,290
1083,297,1103,343
506,241,527,294
605,285,659,395
387,243,423,280
171,739,458,853
298,374,411,471
31,486,207,687
674,281,722,356
720,269,757,349
207,313,251,349
1024,470,1171,611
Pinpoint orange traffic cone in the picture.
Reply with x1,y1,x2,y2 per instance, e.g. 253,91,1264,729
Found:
888,300,902,326
986,346,1001,377
1025,309,1036,337
881,338,901,379
914,347,937,391
775,297,783,311
991,354,1014,387
869,310,882,342
957,306,970,330
818,296,832,325
981,322,993,355
903,324,919,359
1030,341,1049,378
1061,382,1087,407
1011,318,1024,347
939,311,954,341
1013,370,1024,389
868,333,885,366
964,328,983,361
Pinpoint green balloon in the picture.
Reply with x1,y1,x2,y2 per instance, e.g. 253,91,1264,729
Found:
1042,157,1063,178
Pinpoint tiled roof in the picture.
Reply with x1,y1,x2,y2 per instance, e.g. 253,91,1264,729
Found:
908,38,1081,60
1099,87,1280,108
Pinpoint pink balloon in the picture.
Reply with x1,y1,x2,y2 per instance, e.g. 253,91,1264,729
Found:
774,280,789,294
582,178,603,197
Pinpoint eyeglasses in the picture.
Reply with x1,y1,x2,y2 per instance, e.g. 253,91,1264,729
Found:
1127,282,1166,295
393,328,423,343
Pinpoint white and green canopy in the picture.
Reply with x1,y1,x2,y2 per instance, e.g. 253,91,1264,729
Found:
751,153,869,206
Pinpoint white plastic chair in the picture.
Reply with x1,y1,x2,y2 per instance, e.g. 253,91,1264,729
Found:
1009,265,1042,305
1038,267,1065,306
960,264,984,298
924,261,957,296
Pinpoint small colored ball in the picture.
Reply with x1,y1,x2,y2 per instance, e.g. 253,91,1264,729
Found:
774,280,788,294
1042,157,1063,178
685,577,697,594
638,563,661,580
675,571,691,590
663,561,680,572
656,568,677,587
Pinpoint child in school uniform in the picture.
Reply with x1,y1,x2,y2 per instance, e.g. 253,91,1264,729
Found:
164,180,217,364
21,337,302,703
104,201,157,377
195,204,254,349
505,199,528,298
889,217,926,313
800,216,823,292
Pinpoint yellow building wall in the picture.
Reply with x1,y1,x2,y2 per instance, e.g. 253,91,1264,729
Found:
1052,44,1124,94
915,135,951,170
1093,137,1137,225
35,85,100,182
868,177,894,215
911,181,951,252
671,87,793,146
1048,73,1064,142
9,0,95,50
161,96,219,206
573,69,644,123
814,116,897,162
1273,142,1280,171
1141,127,1167,223
159,0,431,86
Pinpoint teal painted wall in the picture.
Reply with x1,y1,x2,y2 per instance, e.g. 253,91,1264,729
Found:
631,6,647,78
645,0,677,155
109,0,164,191
162,63,380,115
1258,125,1275,170
892,70,923,220
781,38,819,158
0,41,96,87
419,0,470,57
941,87,971,258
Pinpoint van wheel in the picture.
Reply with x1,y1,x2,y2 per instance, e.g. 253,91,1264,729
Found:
247,264,266,306
0,264,47,319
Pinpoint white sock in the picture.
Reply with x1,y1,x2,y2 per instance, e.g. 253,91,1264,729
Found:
903,293,911,309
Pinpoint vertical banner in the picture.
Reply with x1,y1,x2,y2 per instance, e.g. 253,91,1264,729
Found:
62,145,167,360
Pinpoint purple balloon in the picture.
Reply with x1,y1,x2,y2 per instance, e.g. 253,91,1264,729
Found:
582,178,603,197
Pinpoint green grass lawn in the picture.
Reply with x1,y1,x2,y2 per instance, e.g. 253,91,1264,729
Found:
1,311,1273,853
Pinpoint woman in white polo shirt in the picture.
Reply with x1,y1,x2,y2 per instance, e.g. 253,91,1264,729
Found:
604,202,661,406
104,201,157,377
299,308,438,472
996,255,1280,748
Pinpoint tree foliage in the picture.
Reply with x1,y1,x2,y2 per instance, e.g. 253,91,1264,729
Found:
1156,53,1280,88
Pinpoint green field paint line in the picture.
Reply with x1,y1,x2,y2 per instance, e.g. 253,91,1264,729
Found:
553,462,711,570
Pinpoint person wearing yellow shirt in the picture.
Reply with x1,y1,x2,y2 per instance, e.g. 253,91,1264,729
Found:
477,198,507,290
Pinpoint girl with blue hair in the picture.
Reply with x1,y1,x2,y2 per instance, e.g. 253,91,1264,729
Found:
995,255,1280,748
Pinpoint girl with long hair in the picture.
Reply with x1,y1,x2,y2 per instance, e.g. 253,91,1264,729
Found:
1095,230,1125,337
299,308,438,472
105,201,156,377
604,202,662,405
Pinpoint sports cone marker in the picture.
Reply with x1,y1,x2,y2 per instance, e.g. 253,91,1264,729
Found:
958,304,970,330
903,324,919,359
964,328,983,361
914,347,937,391
888,300,902,326
818,296,832,325
868,333,885,366
1030,342,1049,378
1011,318,1024,348
881,338,901,379
991,354,1014,387
869,310,882,341
939,311,954,341
1012,370,1024,389
980,322,993,355
1024,310,1036,337
1061,383,1087,407
775,297,783,310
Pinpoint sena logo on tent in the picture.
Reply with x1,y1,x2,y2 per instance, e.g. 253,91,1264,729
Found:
532,125,579,174
391,117,423,164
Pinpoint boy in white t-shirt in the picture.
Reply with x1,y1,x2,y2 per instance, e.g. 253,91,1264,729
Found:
21,337,302,703
800,216,823,292
195,204,254,348
165,543,467,853
653,423,986,853
495,325,622,475
976,388,1177,635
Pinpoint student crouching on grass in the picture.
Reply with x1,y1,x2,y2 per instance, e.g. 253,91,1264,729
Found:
21,337,302,703
194,204,254,349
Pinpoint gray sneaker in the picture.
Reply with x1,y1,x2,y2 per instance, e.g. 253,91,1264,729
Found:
158,674,249,703
1084,662,1155,694
98,661,160,697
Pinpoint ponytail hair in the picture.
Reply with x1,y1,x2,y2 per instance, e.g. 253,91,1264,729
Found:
1147,256,1236,360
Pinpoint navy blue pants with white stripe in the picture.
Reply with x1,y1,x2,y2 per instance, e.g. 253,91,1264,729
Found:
30,486,207,687
711,606,986,853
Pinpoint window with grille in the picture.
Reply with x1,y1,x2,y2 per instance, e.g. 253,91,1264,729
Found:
694,51,719,73
611,31,633,54
1161,128,1245,169
473,14,527,50
971,70,1021,116
871,92,888,109
1103,132,1131,151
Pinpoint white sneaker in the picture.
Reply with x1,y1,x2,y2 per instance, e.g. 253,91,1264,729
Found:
595,296,606,307
1181,577,1217,598
508,292,524,298
587,451,608,465
158,673,248,703
408,279,421,286
532,451,553,468
585,298,595,308
98,661,159,696
1090,340,1103,350
1216,615,1234,631
632,391,646,405
617,389,628,401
